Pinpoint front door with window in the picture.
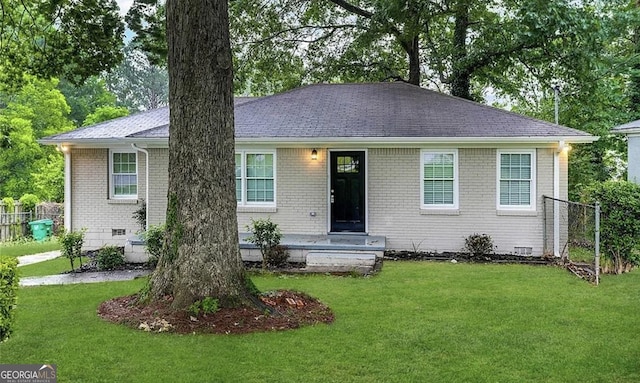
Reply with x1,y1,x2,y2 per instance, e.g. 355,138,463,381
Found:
330,151,366,232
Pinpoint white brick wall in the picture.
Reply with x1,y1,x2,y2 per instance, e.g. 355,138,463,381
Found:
367,148,556,254
147,148,169,227
71,146,564,255
71,148,144,250
236,148,327,233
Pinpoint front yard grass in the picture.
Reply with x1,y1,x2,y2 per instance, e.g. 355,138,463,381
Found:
18,256,70,277
3,262,640,382
0,238,60,258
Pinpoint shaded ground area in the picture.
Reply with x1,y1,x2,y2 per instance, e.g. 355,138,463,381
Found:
98,290,334,334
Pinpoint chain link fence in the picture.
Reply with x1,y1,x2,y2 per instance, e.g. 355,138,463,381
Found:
543,196,600,284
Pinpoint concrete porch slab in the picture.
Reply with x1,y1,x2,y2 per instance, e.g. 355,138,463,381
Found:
239,234,386,266
239,233,386,251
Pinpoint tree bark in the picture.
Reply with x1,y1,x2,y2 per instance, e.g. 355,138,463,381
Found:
150,0,253,309
450,0,472,100
407,35,420,85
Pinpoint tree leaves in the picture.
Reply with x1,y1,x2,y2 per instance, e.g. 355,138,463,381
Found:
0,0,124,86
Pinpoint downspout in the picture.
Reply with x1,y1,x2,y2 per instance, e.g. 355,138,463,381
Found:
131,144,150,231
553,141,563,257
553,85,561,258
59,145,72,232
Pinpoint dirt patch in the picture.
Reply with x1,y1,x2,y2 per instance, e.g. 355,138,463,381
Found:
98,290,334,335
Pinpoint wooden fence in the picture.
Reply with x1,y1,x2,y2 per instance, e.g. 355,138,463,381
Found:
0,201,63,242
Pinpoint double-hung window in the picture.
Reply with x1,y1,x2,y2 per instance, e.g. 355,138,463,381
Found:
235,151,276,205
497,150,535,210
110,150,138,199
421,150,458,209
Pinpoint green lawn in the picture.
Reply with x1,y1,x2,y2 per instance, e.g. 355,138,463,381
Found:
18,256,70,277
3,262,640,382
0,238,60,258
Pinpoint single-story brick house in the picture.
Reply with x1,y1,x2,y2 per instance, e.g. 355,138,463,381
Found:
612,119,640,184
41,82,597,262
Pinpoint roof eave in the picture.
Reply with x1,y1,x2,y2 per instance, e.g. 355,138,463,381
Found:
38,137,169,148
235,135,599,147
39,135,598,149
612,128,640,135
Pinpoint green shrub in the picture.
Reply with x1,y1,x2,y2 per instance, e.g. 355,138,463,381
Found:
0,256,18,342
19,194,39,212
132,200,146,231
96,246,125,270
265,244,290,268
464,233,494,257
188,297,220,317
245,218,284,269
58,229,86,270
1,197,14,213
582,180,640,274
141,224,165,268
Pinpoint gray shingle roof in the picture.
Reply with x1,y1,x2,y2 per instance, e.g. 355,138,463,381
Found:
44,107,169,141
42,82,594,144
612,119,640,134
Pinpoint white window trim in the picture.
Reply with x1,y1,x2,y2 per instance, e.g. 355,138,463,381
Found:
236,150,277,207
109,149,138,200
420,149,459,210
496,149,536,211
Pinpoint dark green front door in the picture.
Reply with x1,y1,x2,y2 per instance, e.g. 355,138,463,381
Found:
330,151,365,233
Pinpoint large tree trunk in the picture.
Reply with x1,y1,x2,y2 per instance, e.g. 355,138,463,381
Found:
450,0,472,100
150,0,253,309
407,35,420,85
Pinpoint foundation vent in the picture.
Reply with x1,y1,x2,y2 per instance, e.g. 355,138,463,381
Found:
514,247,533,256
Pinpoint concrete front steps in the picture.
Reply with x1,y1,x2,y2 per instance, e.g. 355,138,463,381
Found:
305,251,378,274
240,233,385,274
126,233,386,273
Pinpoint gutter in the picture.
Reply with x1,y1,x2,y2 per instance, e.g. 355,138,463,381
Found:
40,135,599,150
58,145,72,232
131,144,150,231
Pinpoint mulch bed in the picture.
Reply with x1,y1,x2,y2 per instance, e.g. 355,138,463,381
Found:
98,290,334,335
384,250,555,264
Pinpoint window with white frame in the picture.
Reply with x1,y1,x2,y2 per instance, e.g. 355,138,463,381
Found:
110,150,138,198
421,150,458,208
497,150,536,209
235,151,275,205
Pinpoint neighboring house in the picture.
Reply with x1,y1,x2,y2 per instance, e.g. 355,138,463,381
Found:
41,82,597,261
611,119,640,184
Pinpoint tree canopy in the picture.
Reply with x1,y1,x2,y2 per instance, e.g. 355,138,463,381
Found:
0,77,73,200
0,0,125,86
127,0,617,101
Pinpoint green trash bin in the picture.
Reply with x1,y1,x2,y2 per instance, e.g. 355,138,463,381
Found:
28,219,54,241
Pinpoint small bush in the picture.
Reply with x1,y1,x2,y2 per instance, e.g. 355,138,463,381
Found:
132,200,146,231
188,297,220,317
464,233,494,257
0,256,18,342
19,194,39,212
245,218,283,269
582,180,640,274
1,197,14,212
96,245,125,270
265,244,290,268
142,224,165,268
58,229,86,270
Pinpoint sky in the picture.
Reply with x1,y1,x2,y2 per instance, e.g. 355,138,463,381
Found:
116,0,133,16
